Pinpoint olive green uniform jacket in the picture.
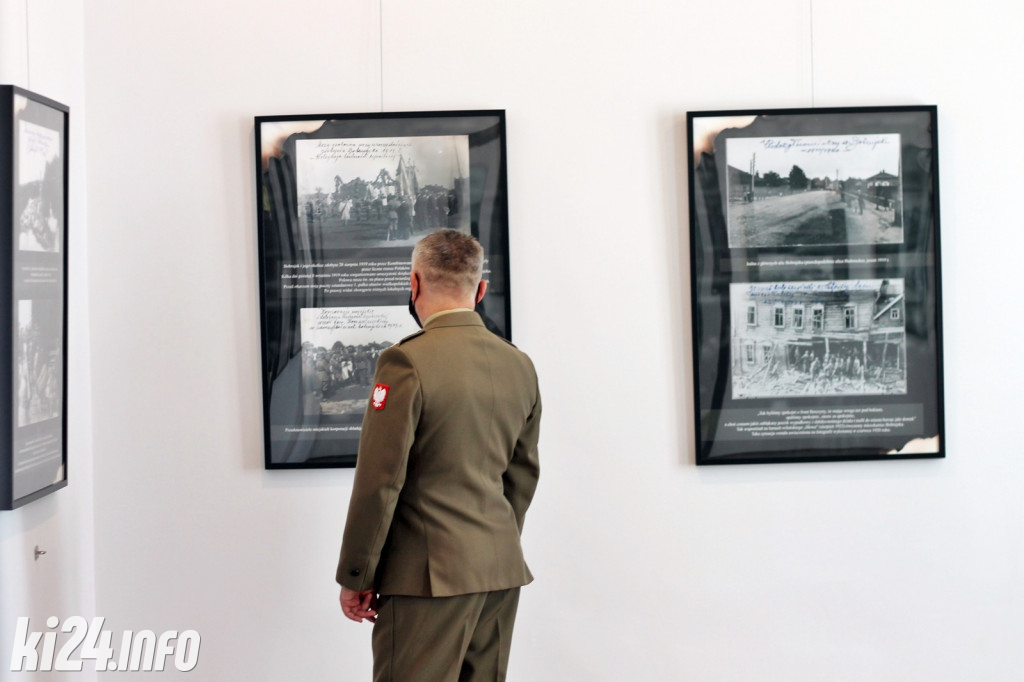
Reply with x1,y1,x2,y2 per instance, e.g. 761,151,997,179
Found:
336,311,541,597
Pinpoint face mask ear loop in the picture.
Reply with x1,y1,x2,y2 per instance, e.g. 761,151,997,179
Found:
408,274,422,328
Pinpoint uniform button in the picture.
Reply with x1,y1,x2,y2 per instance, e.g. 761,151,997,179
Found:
350,568,361,577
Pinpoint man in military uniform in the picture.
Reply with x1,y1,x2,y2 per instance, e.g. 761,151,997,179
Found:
337,229,541,681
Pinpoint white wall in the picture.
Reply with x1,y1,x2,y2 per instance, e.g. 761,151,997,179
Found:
79,0,1024,680
0,0,96,680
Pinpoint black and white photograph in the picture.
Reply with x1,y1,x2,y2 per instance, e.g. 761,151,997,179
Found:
730,279,907,399
16,299,63,427
15,109,64,253
2,85,69,507
295,135,471,248
299,306,420,419
688,106,943,464
726,134,903,248
257,110,512,468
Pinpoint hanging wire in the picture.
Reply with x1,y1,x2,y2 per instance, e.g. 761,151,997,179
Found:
379,0,384,111
24,0,32,89
809,0,816,107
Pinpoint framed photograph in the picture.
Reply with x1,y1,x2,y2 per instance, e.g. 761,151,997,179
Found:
0,86,69,508
687,106,944,465
255,110,512,468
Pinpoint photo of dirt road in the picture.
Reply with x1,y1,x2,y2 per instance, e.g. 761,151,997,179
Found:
725,133,902,248
728,187,902,247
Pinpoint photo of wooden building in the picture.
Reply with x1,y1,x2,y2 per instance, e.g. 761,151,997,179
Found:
730,279,907,398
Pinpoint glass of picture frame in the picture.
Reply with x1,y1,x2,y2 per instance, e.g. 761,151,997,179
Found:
1,85,69,508
687,106,944,465
255,110,512,469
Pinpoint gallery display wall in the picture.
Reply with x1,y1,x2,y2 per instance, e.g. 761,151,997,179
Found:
0,0,95,678
3,0,1024,679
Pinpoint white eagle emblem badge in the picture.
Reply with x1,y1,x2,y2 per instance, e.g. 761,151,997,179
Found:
371,383,389,410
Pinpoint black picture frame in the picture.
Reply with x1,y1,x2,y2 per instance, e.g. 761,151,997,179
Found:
255,110,512,469
687,106,944,465
0,85,69,508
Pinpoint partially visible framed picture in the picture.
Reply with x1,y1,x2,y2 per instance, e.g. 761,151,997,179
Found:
687,106,944,465
0,86,69,508
255,110,512,468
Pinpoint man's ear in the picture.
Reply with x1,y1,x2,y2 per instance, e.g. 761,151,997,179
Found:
475,280,488,304
410,271,420,301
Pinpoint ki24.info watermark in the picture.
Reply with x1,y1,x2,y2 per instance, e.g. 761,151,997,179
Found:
10,617,200,673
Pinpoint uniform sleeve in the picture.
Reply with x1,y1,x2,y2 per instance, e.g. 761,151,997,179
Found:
503,371,541,532
336,346,421,590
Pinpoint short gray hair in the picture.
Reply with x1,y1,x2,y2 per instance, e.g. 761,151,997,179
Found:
412,229,484,294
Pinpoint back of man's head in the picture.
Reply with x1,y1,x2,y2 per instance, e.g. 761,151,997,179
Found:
412,229,484,296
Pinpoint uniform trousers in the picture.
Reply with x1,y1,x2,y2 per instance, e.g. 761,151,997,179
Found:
371,587,521,682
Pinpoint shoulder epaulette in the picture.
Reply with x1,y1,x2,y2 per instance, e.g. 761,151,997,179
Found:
396,329,426,345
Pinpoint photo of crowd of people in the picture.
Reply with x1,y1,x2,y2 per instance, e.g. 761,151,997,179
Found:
296,135,471,249
301,342,386,417
298,306,420,418
16,300,62,427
